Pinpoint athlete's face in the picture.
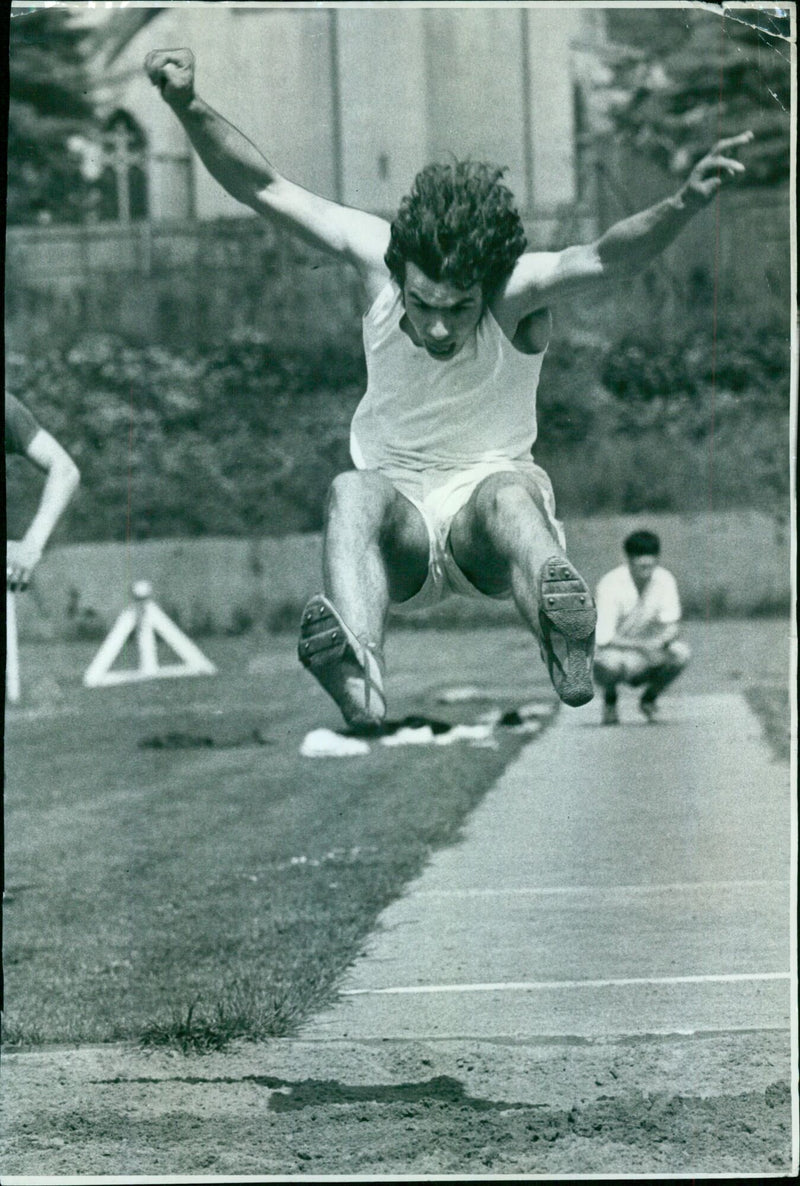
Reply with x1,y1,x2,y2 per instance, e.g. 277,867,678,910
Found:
627,554,657,591
401,263,484,361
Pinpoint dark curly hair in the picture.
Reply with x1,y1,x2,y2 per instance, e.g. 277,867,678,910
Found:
385,161,527,296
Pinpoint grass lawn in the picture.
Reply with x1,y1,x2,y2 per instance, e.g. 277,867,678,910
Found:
3,619,789,1052
3,628,551,1051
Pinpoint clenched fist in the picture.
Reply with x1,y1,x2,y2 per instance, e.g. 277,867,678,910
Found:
145,48,196,109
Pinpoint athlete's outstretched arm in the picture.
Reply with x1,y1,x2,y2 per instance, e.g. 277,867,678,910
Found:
500,131,754,319
145,49,389,277
7,429,80,591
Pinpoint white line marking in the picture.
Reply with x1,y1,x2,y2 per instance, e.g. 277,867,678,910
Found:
415,880,786,898
342,972,791,996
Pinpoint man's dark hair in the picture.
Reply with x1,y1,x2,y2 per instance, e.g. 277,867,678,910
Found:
385,161,527,297
624,530,661,557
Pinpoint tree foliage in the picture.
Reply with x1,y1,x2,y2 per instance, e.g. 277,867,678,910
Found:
602,7,791,184
5,324,790,545
7,7,94,224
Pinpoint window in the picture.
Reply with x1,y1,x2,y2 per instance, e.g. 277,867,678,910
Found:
95,111,149,223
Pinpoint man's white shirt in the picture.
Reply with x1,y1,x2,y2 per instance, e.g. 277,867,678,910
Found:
595,564,681,647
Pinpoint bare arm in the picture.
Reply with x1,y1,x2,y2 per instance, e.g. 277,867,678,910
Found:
7,430,80,591
145,49,389,289
498,132,753,322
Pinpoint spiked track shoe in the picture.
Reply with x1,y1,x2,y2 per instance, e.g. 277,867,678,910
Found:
538,556,597,707
298,595,386,732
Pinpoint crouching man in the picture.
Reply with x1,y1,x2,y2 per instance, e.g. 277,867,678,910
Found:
594,530,690,724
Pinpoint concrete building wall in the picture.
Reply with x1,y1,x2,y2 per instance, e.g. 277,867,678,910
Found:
13,511,792,643
525,8,580,210
337,8,428,213
91,5,597,223
423,7,530,206
103,5,340,219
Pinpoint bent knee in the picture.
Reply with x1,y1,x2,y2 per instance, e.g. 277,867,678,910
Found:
665,639,691,669
325,470,427,559
474,473,547,527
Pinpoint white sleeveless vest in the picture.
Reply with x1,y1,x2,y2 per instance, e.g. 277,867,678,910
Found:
350,281,545,475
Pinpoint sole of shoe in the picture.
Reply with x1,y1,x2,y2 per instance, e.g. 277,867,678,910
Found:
538,557,597,707
298,596,386,731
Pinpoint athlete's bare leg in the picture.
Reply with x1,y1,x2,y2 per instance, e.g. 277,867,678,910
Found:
299,470,430,729
322,469,430,653
448,472,563,623
449,472,596,705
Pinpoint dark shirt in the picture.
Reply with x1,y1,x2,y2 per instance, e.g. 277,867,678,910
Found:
5,392,40,456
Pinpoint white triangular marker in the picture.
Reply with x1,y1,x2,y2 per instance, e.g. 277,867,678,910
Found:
83,581,216,688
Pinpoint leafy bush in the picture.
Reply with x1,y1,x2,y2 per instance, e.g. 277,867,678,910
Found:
540,322,791,518
6,331,363,540
601,324,791,406
5,322,791,543
535,338,607,444
601,8,791,186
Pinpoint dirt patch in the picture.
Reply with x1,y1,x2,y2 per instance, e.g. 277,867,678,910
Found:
1,1031,793,1178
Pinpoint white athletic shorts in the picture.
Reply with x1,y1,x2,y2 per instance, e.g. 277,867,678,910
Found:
384,458,566,614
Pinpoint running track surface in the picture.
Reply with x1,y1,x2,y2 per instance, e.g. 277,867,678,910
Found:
300,692,793,1041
